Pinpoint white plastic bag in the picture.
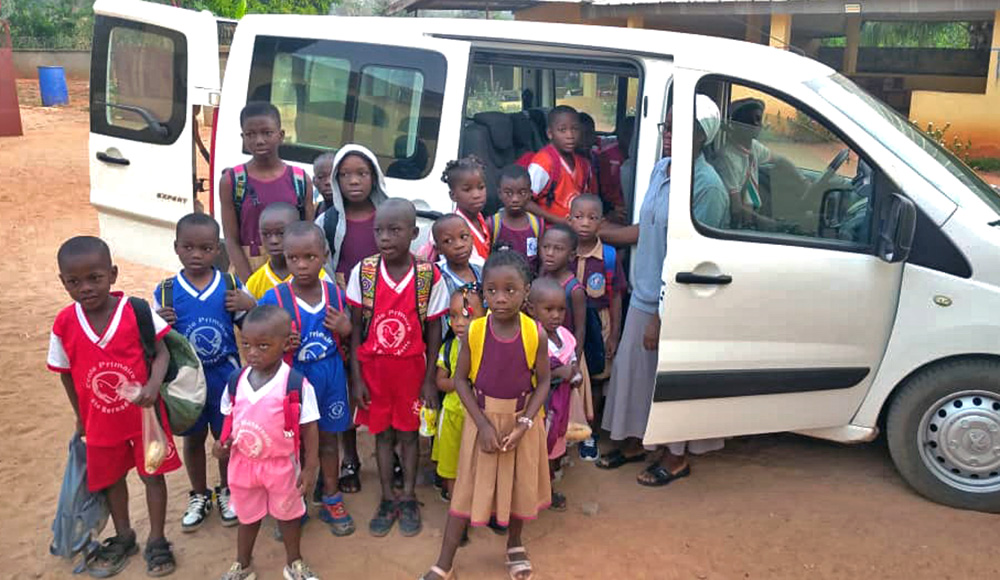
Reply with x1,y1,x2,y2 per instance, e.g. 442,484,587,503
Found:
117,384,169,472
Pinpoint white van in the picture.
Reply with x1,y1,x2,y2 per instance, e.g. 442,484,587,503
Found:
89,0,1000,512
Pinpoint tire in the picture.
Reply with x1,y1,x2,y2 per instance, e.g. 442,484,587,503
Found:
886,358,1000,512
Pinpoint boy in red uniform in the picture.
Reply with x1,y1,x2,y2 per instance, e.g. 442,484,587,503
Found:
526,105,594,224
48,236,181,577
346,199,449,538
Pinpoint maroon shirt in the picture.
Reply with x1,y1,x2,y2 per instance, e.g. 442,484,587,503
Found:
573,243,626,310
474,318,534,407
488,210,545,273
336,215,378,276
239,165,298,256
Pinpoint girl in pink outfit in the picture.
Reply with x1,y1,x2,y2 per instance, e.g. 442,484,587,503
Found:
214,305,321,580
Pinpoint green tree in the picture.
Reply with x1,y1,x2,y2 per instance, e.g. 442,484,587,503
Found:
6,0,94,49
176,0,333,16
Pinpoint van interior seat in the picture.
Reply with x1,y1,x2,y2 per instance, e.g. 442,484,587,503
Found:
386,134,430,180
510,111,543,157
459,113,516,215
527,108,549,145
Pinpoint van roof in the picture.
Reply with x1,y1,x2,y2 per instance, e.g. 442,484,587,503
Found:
239,14,835,85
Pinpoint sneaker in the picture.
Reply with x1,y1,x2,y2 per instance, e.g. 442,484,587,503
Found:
181,490,212,532
397,499,422,537
220,561,256,580
579,437,599,462
216,486,238,528
318,493,356,537
282,559,319,580
438,486,451,503
369,499,398,537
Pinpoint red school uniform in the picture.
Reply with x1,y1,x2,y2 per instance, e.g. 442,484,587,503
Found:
47,292,181,490
346,257,449,433
527,144,594,221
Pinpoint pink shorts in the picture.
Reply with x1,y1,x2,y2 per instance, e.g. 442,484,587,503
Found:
227,452,305,524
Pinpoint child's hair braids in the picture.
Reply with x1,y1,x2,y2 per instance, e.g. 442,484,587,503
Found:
483,246,533,286
441,155,486,187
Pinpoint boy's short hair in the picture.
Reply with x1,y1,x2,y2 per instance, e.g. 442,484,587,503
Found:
57,236,111,270
282,220,325,246
432,213,467,239
528,276,565,304
499,164,530,186
240,102,281,128
377,198,417,227
244,303,292,335
548,105,578,127
570,193,604,216
259,202,299,226
579,112,595,130
313,151,336,168
542,222,578,250
176,212,220,238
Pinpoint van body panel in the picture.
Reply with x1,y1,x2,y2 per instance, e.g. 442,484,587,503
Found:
89,1,220,271
210,16,471,233
643,67,905,446
852,249,1000,429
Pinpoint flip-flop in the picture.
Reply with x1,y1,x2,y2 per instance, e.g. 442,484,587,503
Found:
595,449,646,470
637,463,691,487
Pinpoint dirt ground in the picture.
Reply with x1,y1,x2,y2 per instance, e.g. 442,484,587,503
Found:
2,80,999,580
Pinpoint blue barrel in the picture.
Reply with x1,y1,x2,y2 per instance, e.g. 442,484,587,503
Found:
38,66,69,107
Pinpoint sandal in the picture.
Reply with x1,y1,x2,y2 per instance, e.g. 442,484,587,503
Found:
595,449,646,470
419,565,456,580
143,537,176,577
637,463,691,487
548,491,567,512
505,547,533,580
85,533,139,578
339,459,361,494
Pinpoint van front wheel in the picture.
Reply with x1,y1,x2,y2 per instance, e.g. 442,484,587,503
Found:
887,359,1000,512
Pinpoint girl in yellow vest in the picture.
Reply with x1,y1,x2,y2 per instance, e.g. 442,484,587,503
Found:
419,249,551,580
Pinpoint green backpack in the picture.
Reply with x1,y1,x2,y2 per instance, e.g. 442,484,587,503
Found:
129,297,207,434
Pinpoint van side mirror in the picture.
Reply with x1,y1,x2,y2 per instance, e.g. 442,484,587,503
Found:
877,193,916,263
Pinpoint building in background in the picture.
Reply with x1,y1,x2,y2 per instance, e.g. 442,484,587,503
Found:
390,0,1000,160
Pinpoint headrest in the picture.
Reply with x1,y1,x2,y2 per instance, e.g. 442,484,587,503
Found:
473,112,514,151
510,113,536,149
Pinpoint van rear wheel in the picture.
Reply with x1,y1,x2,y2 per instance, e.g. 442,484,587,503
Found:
887,359,1000,512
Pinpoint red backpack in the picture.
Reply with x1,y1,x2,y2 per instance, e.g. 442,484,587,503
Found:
219,367,306,456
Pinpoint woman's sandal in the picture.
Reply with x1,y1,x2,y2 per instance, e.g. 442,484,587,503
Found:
506,547,533,580
143,537,176,577
85,534,139,578
419,565,456,580
595,449,647,470
339,459,362,494
637,463,691,487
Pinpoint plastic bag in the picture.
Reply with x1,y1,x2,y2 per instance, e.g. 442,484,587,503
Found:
50,434,109,562
117,384,169,473
566,382,592,443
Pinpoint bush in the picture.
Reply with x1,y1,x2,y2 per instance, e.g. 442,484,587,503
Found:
7,0,93,50
969,157,1000,173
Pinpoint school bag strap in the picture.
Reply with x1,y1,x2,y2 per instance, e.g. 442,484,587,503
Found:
159,278,174,310
490,210,541,241
442,337,455,376
562,276,582,320
414,260,434,326
322,206,340,263
229,164,250,219
468,313,538,387
290,166,307,219
130,297,157,364
602,243,617,292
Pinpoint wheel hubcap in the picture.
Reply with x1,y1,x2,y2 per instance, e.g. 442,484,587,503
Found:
919,390,1000,493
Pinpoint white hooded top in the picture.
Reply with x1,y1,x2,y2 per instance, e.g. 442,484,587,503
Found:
314,144,389,275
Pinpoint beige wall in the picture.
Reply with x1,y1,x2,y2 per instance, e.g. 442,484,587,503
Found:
12,50,90,80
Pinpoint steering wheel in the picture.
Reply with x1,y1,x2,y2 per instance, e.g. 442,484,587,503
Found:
801,148,851,201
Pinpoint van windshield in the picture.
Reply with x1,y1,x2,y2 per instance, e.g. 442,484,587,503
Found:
808,73,1000,217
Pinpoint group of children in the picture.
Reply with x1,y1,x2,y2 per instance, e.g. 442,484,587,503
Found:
51,101,627,580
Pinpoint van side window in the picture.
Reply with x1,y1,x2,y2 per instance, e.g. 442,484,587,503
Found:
89,16,187,145
248,37,447,179
695,79,874,247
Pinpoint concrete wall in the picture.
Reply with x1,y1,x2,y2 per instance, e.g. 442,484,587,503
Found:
12,50,90,80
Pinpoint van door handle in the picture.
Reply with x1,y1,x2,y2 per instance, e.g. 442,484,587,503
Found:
96,151,130,166
676,272,732,285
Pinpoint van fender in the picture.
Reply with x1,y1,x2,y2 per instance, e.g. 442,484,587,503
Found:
850,264,1000,429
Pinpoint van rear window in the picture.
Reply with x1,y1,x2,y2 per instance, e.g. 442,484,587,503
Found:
248,36,447,179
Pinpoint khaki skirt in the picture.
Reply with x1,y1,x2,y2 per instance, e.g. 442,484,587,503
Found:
449,396,551,527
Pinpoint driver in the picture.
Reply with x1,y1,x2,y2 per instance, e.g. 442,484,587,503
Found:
713,98,805,230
